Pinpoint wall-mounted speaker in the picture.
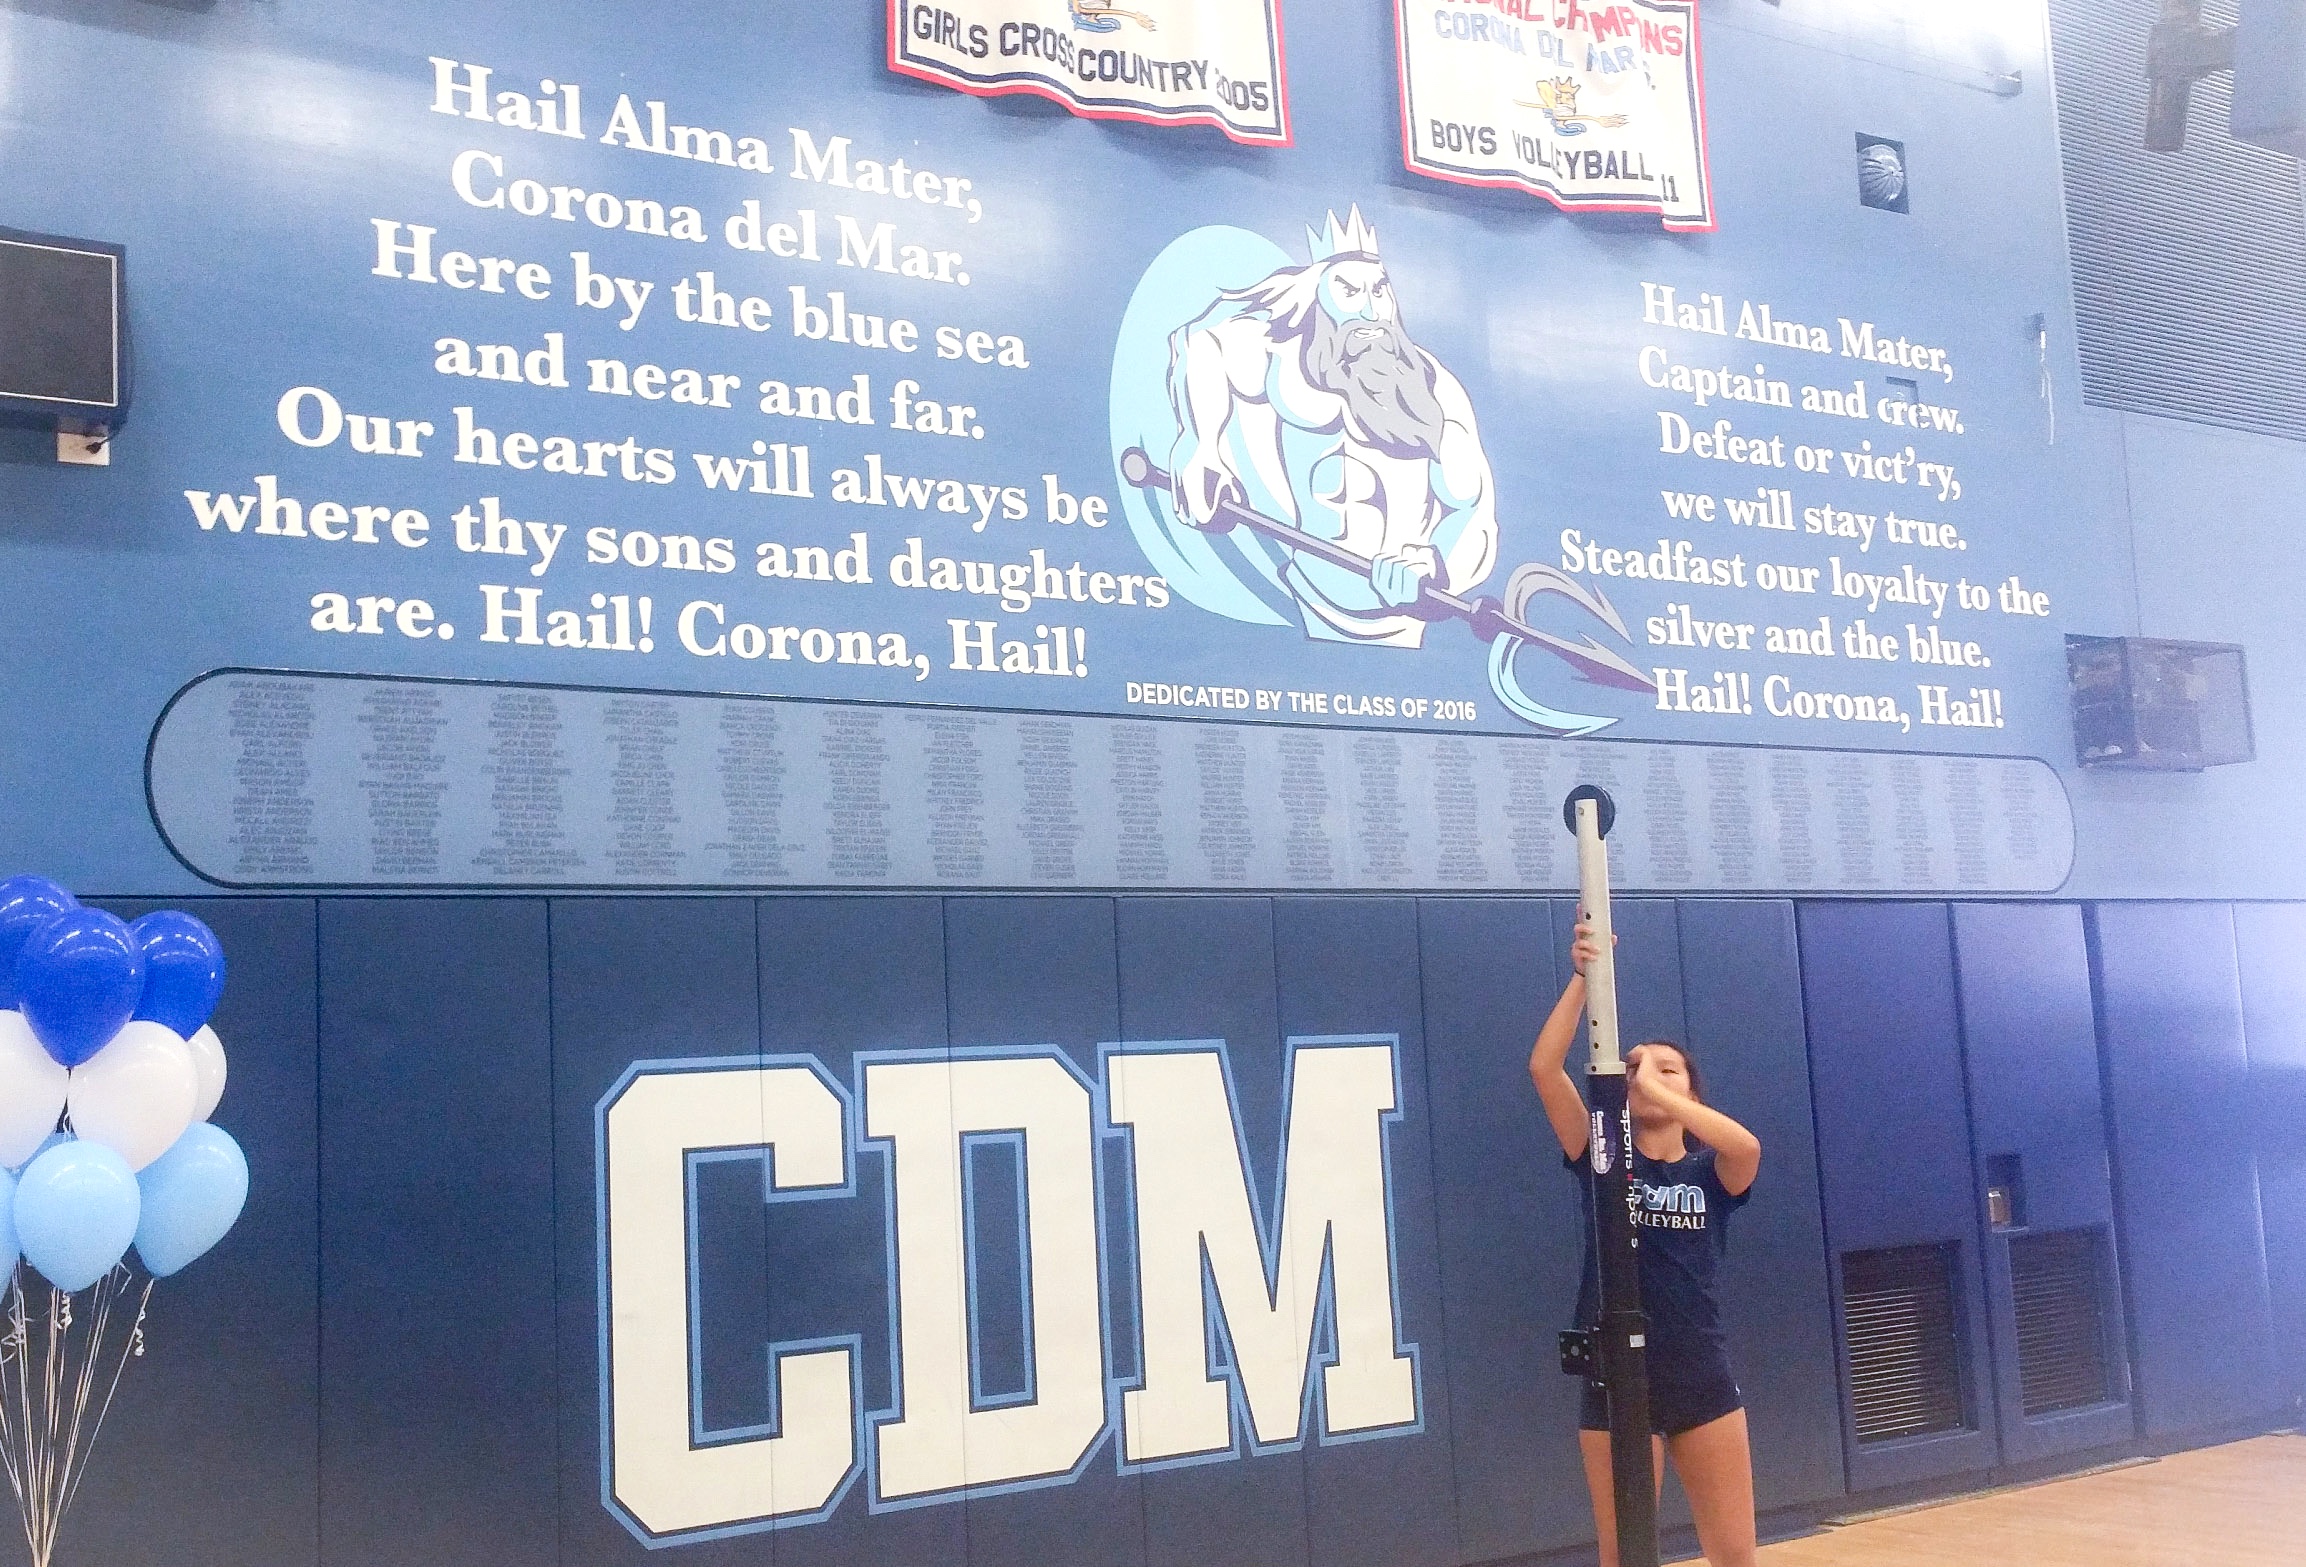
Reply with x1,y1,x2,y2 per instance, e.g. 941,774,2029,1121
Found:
2067,634,2254,771
1857,134,1909,212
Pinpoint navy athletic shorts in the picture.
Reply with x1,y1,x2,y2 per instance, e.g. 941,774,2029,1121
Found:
1578,1366,1743,1438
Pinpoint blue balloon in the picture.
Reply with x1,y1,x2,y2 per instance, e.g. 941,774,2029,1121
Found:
14,1140,139,1291
0,1167,16,1278
15,909,143,1068
0,876,78,1010
129,911,227,1037
133,1123,248,1278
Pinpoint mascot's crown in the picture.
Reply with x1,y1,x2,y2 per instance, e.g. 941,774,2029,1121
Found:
1307,206,1380,262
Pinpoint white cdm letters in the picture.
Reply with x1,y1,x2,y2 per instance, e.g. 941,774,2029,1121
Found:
601,1063,857,1536
1108,1047,1417,1459
866,1055,1107,1499
597,1039,1419,1544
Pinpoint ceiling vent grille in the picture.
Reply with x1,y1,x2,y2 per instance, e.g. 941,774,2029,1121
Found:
2047,0,2306,441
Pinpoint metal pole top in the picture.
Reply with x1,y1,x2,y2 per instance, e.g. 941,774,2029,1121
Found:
1561,783,1616,839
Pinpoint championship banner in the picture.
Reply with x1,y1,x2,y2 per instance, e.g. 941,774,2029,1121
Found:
1396,0,1713,231
888,0,1290,146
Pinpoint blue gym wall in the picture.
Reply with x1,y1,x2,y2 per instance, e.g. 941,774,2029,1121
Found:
5,3,2306,1566
2057,415,2306,897
1,0,2302,901
67,891,2306,1567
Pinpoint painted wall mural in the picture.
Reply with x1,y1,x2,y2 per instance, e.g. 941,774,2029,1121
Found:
1,2,2087,894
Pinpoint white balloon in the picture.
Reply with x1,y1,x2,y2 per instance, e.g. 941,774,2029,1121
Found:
185,1024,228,1122
0,1010,68,1168
66,1021,198,1172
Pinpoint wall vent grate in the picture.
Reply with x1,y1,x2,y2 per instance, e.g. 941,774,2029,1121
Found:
2011,1227,2114,1416
2047,0,2306,442
1842,1242,1967,1443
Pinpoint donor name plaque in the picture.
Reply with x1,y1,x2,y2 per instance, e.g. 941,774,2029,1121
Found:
148,670,2074,893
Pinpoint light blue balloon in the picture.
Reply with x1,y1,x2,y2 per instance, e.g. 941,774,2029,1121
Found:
14,1141,139,1291
0,1167,17,1277
133,1123,248,1278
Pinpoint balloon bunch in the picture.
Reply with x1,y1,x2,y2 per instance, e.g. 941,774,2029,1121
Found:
0,875,252,1567
0,877,249,1286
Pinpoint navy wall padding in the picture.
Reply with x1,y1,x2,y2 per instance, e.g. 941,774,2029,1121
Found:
1272,898,1458,1567
2090,904,2280,1439
1797,902,1999,1491
546,898,775,1567
1675,901,1844,1514
316,900,560,1567
1112,898,1311,1567
54,890,2306,1567
2231,904,2306,1415
759,896,966,1567
70,899,320,1567
1952,906,2117,1233
1415,897,1584,1560
1951,903,2134,1461
941,897,1149,1567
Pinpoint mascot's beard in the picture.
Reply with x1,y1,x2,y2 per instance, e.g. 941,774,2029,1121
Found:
1302,311,1447,461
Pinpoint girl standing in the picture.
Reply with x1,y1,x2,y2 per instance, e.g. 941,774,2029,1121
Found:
1528,921,1763,1567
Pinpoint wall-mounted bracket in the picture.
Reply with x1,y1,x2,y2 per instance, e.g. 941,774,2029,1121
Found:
56,421,110,466
2146,3,2238,150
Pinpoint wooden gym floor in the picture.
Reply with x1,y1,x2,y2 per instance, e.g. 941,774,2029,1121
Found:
1674,1434,2306,1565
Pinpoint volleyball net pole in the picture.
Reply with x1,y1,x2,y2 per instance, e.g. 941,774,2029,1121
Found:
1562,784,1658,1567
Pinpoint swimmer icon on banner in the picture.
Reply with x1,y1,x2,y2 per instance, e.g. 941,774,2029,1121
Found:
1395,0,1713,231
888,0,1290,146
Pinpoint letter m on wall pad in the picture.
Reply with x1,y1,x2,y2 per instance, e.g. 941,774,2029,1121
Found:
595,1037,1422,1544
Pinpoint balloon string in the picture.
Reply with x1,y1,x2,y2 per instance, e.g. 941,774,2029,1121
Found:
16,1278,36,1567
57,1274,149,1526
54,1275,114,1534
0,1272,33,1563
38,1286,62,1565
0,1267,154,1567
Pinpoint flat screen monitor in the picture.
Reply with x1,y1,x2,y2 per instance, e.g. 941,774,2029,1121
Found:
0,226,126,427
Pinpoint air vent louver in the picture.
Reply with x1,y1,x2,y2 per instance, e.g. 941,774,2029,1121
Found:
2011,1227,2114,1416
1843,1243,1967,1443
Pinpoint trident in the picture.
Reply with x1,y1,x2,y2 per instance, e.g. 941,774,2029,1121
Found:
1118,446,1656,735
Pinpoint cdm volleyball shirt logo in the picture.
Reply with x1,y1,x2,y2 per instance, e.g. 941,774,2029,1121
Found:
594,1038,1419,1543
1635,1179,1706,1228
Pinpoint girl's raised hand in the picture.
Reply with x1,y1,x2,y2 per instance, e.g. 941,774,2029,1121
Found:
1570,915,1615,976
1626,1044,1665,1109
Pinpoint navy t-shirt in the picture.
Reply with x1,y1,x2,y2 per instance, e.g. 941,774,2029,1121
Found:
1567,1142,1750,1384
